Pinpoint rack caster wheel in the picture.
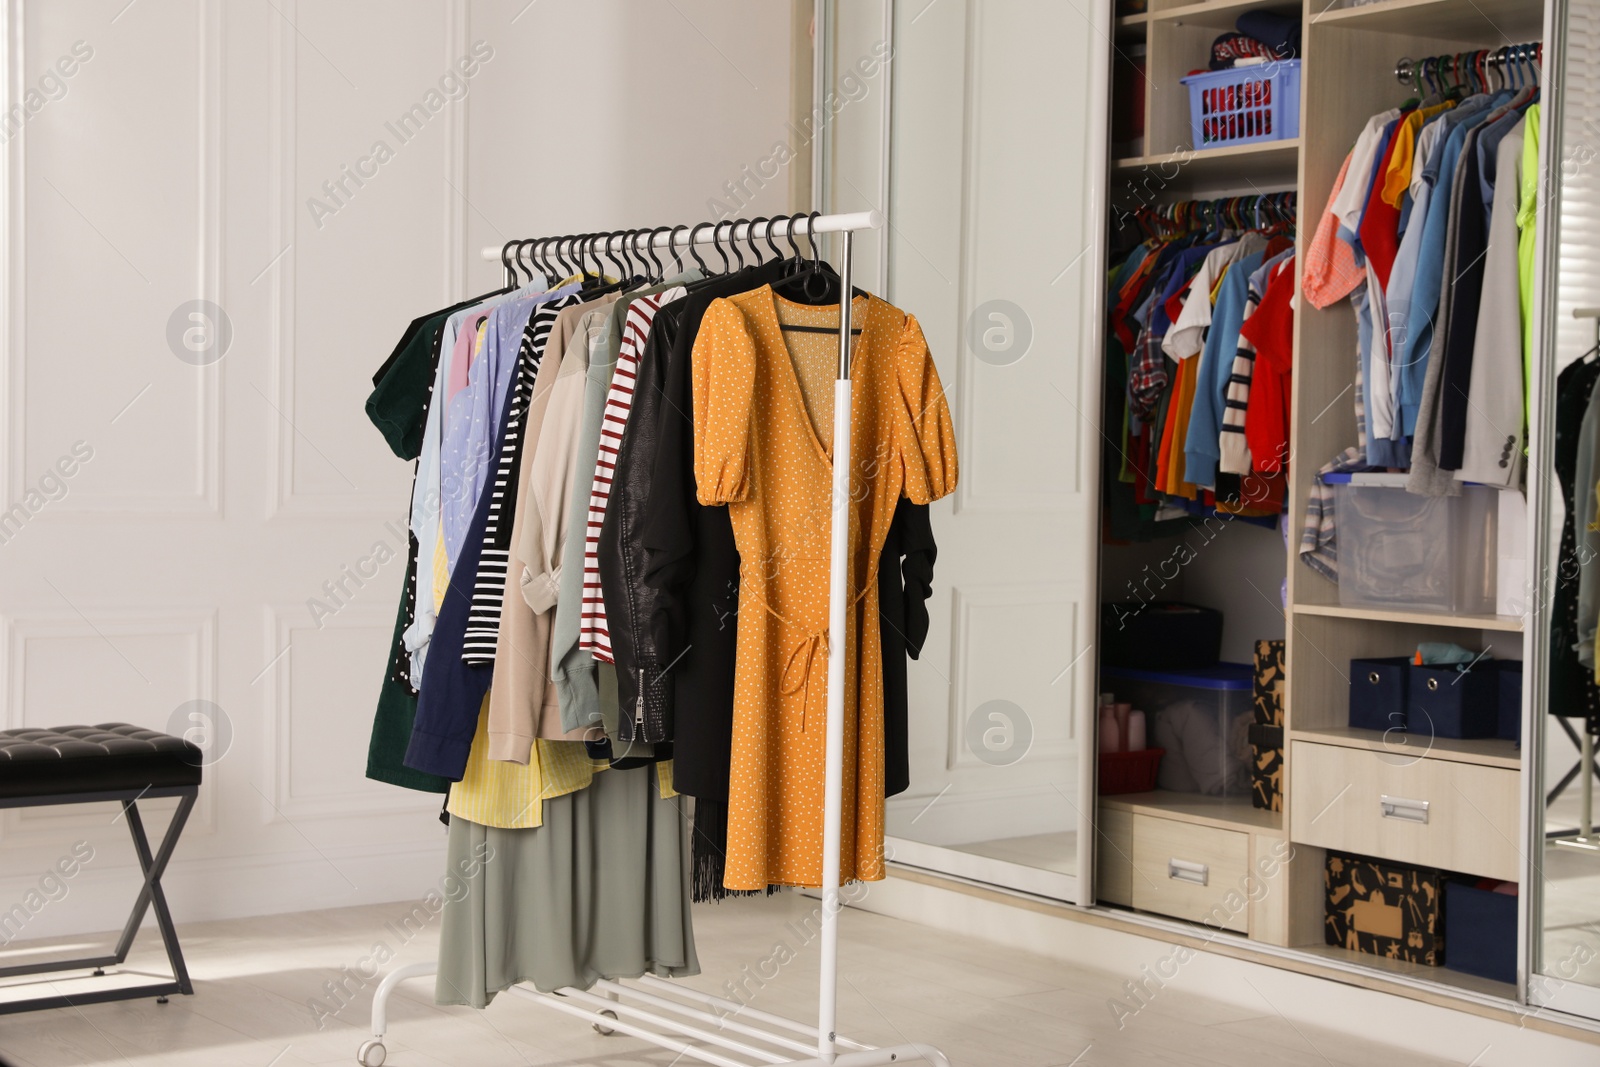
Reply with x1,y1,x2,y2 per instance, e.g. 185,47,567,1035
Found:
156,996,169,1005
593,1008,618,1036
357,1038,387,1066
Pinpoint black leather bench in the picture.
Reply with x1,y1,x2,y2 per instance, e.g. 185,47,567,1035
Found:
0,724,201,1013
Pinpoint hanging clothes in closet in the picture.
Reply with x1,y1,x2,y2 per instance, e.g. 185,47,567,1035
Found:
1293,46,1541,588
1102,194,1297,546
361,218,957,1008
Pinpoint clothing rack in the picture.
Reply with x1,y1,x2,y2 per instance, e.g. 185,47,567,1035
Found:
1394,42,1542,91
358,209,953,1067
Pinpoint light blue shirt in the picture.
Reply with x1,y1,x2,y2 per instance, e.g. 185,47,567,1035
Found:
440,294,539,569
1185,248,1265,487
404,278,586,687
1386,97,1494,437
1392,97,1504,437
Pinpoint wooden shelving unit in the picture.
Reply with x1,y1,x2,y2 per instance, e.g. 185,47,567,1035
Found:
1098,0,1546,1000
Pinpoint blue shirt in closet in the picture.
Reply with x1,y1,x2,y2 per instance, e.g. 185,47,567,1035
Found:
1184,247,1265,487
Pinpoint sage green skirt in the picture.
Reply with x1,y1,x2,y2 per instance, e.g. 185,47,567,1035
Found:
435,763,699,1007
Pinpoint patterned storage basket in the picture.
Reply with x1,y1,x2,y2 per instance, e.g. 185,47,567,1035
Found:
1180,59,1301,149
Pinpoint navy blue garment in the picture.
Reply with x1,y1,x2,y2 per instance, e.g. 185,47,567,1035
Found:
404,385,511,780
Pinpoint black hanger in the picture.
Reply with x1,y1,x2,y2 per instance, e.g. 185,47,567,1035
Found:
553,236,574,280
643,227,667,282
606,230,630,280
667,224,689,275
633,229,654,283
724,221,746,271
710,222,731,273
746,217,769,264
687,222,714,273
771,210,844,306
499,241,517,284
763,217,787,263
517,238,539,285
781,212,807,273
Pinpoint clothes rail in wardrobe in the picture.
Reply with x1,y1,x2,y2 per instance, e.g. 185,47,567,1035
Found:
361,208,954,1067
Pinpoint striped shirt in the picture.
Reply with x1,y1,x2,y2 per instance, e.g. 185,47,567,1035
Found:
461,295,578,664
578,287,685,662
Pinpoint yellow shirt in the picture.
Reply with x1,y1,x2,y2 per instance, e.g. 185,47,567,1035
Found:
1382,102,1455,207
446,695,599,828
446,695,678,827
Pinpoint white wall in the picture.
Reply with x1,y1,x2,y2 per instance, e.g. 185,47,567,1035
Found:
0,0,794,941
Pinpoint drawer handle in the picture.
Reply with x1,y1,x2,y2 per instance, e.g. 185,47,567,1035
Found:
1167,858,1209,886
1368,671,1381,685
1380,795,1430,824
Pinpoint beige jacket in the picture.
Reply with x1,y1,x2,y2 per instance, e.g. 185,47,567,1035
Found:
486,295,619,761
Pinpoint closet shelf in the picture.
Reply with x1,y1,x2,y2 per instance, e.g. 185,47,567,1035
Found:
1149,0,1303,29
1307,0,1545,40
1099,790,1283,833
1292,601,1525,632
1114,139,1300,192
1289,726,1521,770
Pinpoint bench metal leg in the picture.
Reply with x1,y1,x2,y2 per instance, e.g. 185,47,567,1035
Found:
0,787,197,1014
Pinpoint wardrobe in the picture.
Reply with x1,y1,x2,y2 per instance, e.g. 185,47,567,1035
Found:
1088,0,1557,1015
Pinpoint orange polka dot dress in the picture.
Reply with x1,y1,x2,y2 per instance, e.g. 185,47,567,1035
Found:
692,286,957,890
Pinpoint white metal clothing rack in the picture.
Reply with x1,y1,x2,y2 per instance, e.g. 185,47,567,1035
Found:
358,210,952,1067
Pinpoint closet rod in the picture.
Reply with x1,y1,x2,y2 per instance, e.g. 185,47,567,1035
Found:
1394,42,1541,86
477,209,882,263
367,208,952,1067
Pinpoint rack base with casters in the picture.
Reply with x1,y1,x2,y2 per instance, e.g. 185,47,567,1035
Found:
356,960,952,1067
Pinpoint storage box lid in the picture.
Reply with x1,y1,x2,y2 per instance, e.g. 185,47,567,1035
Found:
1101,662,1252,689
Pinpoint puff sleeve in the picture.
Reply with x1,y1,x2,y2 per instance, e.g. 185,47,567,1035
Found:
693,298,757,505
893,313,958,505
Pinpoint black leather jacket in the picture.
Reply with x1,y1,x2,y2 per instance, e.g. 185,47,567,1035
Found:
599,308,680,743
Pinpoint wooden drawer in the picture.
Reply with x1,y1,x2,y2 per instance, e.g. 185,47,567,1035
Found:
1289,741,1520,881
1095,806,1135,907
1129,814,1250,932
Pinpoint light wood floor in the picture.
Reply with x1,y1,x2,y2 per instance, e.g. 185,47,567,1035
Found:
0,891,1544,1067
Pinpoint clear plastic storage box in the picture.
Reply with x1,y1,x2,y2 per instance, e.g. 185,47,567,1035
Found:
1101,664,1254,797
1330,473,1498,614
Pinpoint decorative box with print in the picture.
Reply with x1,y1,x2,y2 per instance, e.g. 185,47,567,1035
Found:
1325,851,1444,966
1253,639,1285,727
1248,723,1282,811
